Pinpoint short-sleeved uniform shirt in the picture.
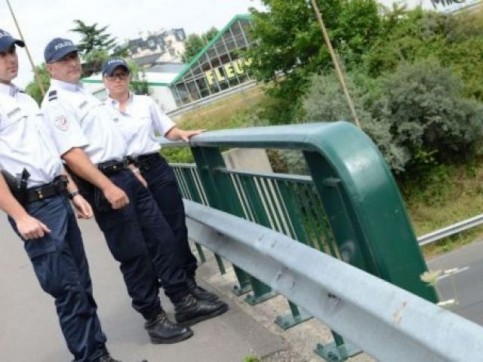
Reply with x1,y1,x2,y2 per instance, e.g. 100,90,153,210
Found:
104,93,176,157
0,84,63,187
41,79,127,164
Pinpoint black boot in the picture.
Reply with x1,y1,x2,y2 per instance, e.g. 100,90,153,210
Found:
174,294,229,327
186,278,220,302
145,310,193,344
98,355,148,362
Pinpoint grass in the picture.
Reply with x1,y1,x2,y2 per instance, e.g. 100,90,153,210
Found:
402,160,483,257
171,86,483,258
174,85,267,130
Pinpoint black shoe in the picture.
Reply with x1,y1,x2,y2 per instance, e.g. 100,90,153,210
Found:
98,354,121,362
145,310,194,344
175,294,229,327
186,278,220,302
93,353,148,362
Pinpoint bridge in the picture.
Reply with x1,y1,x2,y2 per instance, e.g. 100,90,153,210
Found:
1,121,482,361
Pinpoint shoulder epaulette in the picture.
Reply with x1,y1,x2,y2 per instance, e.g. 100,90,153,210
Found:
48,90,58,101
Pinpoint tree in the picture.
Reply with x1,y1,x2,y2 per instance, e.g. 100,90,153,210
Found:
182,27,219,63
363,7,483,100
25,64,50,105
70,20,117,55
246,0,382,124
70,19,128,77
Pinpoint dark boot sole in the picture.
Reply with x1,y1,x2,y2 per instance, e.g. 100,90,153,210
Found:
149,329,194,344
177,303,229,327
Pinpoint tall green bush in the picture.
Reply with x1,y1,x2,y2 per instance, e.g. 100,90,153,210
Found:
364,8,483,100
301,60,483,174
375,60,483,169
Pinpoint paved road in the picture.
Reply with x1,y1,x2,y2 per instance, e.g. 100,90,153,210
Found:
2,208,482,362
0,213,286,362
427,239,483,326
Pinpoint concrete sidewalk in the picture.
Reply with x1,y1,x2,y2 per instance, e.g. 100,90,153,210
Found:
0,214,290,362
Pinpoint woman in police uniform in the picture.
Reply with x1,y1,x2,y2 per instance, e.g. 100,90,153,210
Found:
101,58,224,305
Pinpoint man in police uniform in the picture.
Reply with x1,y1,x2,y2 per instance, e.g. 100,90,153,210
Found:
101,58,221,304
0,29,127,362
40,38,227,342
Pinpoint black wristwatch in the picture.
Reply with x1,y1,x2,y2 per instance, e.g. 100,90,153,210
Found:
68,190,80,200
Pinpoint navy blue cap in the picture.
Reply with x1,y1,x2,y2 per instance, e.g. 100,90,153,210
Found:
0,29,24,52
102,58,130,76
44,38,78,63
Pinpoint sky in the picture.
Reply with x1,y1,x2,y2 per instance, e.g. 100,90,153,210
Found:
1,0,265,87
1,0,463,88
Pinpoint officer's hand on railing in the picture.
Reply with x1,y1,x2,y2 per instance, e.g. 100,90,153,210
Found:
103,184,129,209
15,214,51,240
165,127,205,142
72,194,93,219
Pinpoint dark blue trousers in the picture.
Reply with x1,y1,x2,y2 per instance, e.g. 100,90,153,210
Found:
9,196,107,362
85,169,188,309
139,154,198,280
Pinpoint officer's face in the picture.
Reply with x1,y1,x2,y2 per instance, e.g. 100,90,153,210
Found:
0,45,19,84
47,51,82,84
103,66,130,98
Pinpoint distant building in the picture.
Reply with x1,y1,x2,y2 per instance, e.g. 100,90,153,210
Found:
82,14,256,113
126,28,187,65
169,14,254,108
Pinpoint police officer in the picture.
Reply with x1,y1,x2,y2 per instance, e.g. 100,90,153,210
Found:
101,57,221,303
0,29,126,362
40,38,227,338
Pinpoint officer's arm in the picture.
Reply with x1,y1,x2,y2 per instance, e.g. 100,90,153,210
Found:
61,148,129,209
61,169,93,219
0,173,50,239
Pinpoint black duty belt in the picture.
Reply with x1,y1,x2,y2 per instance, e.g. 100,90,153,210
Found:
27,175,68,203
97,159,129,176
130,152,160,170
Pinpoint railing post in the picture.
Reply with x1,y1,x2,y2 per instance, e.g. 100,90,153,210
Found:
190,146,275,302
302,124,437,303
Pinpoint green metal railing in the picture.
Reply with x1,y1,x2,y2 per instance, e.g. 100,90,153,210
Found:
163,121,438,361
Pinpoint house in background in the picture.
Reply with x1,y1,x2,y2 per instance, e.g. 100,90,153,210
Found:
82,14,256,113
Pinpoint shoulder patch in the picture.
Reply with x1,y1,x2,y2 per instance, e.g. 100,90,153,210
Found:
48,90,58,101
54,115,69,131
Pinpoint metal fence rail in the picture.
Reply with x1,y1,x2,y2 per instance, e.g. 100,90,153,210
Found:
418,214,483,246
185,200,483,362
160,122,447,359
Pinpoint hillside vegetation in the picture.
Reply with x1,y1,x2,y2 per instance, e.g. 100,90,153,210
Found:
167,87,483,257
165,3,483,256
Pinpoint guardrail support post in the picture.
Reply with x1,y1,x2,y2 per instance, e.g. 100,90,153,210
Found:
190,146,276,302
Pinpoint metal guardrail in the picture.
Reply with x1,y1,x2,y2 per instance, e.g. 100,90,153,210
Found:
418,214,483,246
184,199,483,362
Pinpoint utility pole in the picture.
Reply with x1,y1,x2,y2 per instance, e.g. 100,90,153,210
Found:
310,0,361,128
5,0,45,95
